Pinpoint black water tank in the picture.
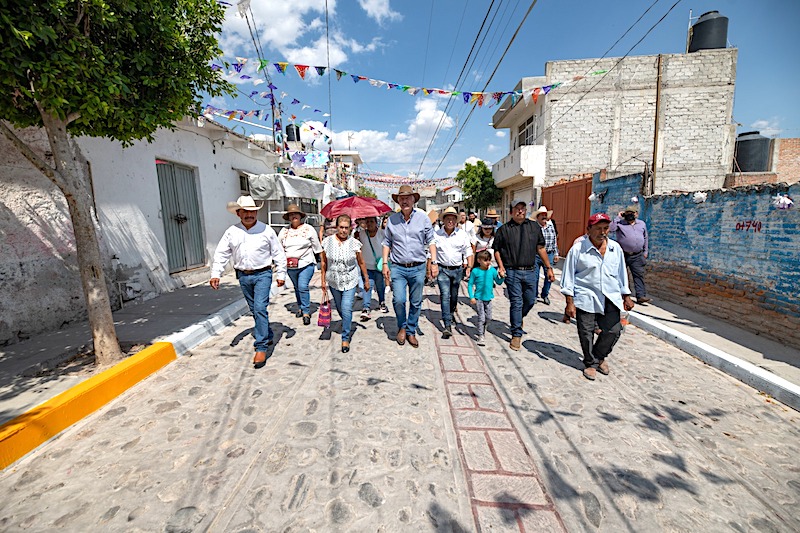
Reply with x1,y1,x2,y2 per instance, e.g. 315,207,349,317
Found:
688,11,728,52
286,124,300,142
734,131,772,172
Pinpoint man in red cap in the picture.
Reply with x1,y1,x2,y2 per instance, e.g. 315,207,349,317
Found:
560,212,635,380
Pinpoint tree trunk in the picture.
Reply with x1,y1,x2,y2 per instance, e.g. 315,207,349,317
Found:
38,112,123,366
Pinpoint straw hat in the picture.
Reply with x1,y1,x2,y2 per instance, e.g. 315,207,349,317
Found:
227,195,264,214
534,206,554,219
391,185,420,203
440,206,459,220
485,208,500,218
282,204,307,220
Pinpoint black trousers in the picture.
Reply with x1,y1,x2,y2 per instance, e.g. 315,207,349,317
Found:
624,251,647,298
575,299,622,366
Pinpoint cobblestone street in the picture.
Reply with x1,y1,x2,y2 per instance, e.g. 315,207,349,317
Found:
1,280,798,532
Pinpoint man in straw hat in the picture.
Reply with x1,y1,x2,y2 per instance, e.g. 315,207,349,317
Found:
610,204,651,304
382,185,438,348
561,213,635,380
210,195,286,367
493,200,555,351
485,208,502,229
433,207,474,338
533,206,559,305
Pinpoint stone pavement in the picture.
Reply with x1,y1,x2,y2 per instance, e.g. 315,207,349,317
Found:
1,276,799,532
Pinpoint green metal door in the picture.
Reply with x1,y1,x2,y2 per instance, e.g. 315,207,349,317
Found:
156,161,205,273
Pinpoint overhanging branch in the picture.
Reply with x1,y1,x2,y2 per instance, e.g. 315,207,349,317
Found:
0,120,59,182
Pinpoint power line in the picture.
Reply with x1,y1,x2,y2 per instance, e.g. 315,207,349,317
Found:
428,0,541,179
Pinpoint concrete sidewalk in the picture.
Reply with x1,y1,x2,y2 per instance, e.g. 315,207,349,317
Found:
0,273,247,425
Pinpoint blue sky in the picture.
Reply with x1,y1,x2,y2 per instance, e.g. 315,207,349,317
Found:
212,0,800,186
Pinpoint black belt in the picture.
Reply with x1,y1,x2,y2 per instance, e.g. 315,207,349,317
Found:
439,264,463,270
236,265,272,275
508,266,536,271
394,261,424,268
623,250,644,257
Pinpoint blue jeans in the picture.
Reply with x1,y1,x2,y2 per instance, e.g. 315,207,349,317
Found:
390,263,426,335
437,267,463,327
535,252,555,298
505,269,537,338
237,269,273,351
363,269,386,311
329,286,356,342
287,263,315,315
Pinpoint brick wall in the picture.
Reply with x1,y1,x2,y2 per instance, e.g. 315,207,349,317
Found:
775,138,800,183
545,49,737,193
590,172,800,348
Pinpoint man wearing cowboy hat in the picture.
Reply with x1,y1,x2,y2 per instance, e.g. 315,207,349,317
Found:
433,207,474,338
494,200,555,351
533,206,560,305
485,208,502,229
561,213,635,380
610,205,651,304
382,185,438,348
210,195,286,367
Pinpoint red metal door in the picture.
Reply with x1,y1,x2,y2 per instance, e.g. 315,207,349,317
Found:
542,177,592,255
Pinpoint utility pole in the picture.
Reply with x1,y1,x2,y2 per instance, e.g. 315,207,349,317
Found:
647,54,663,196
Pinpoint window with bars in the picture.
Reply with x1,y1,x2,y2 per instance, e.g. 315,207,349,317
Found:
517,114,539,146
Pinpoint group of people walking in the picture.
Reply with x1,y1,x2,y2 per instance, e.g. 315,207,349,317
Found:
211,185,649,380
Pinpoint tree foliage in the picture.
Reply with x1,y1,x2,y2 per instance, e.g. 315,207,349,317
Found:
0,0,233,140
356,185,377,199
0,0,233,364
455,160,500,210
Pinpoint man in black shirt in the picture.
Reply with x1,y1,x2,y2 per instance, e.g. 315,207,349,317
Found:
494,201,555,351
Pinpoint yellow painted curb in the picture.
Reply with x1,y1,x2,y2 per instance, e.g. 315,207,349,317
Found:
0,342,177,470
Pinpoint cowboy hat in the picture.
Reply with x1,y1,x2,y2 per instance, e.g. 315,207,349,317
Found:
534,206,554,219
282,204,307,220
485,208,500,218
391,185,420,203
480,217,497,228
427,209,439,224
440,206,459,220
227,195,264,214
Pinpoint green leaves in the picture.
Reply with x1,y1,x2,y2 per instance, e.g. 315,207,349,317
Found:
455,160,501,210
0,0,234,139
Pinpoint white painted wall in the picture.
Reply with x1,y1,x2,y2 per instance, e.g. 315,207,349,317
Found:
0,118,278,344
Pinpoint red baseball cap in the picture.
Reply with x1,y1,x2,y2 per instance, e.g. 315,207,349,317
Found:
587,212,612,226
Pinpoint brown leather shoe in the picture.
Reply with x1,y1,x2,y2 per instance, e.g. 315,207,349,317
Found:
509,336,521,351
396,328,406,345
597,359,610,375
253,351,267,366
637,296,652,304
583,366,597,380
407,334,419,348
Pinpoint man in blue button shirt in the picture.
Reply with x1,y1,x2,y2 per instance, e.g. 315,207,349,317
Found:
561,213,635,381
382,186,438,348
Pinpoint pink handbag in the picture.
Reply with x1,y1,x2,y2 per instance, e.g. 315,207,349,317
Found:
318,290,331,328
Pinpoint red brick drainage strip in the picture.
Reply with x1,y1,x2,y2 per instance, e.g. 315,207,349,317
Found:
434,332,567,532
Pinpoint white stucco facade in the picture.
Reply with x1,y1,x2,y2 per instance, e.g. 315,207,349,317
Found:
0,118,278,345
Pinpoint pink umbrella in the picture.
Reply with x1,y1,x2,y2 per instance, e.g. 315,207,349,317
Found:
321,196,393,220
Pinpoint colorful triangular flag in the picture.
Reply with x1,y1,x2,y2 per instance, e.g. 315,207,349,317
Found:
315,66,327,76
294,64,309,80
274,62,288,75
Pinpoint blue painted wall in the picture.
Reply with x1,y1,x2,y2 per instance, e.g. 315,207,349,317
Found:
590,172,800,327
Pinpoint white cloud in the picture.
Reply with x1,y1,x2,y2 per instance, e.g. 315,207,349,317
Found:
465,156,489,166
357,0,402,25
750,118,782,137
487,144,499,152
218,0,381,68
495,130,506,138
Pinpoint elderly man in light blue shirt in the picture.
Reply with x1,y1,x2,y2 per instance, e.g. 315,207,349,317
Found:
382,186,437,348
561,213,635,381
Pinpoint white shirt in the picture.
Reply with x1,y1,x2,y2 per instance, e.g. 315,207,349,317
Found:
357,228,385,270
211,221,287,281
321,236,362,291
560,237,630,313
433,227,473,267
458,220,475,238
278,223,323,269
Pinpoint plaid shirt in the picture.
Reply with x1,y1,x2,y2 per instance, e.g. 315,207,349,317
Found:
541,221,558,255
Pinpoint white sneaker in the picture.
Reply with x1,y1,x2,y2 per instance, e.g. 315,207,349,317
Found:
360,309,371,321
476,335,485,346
380,302,389,313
